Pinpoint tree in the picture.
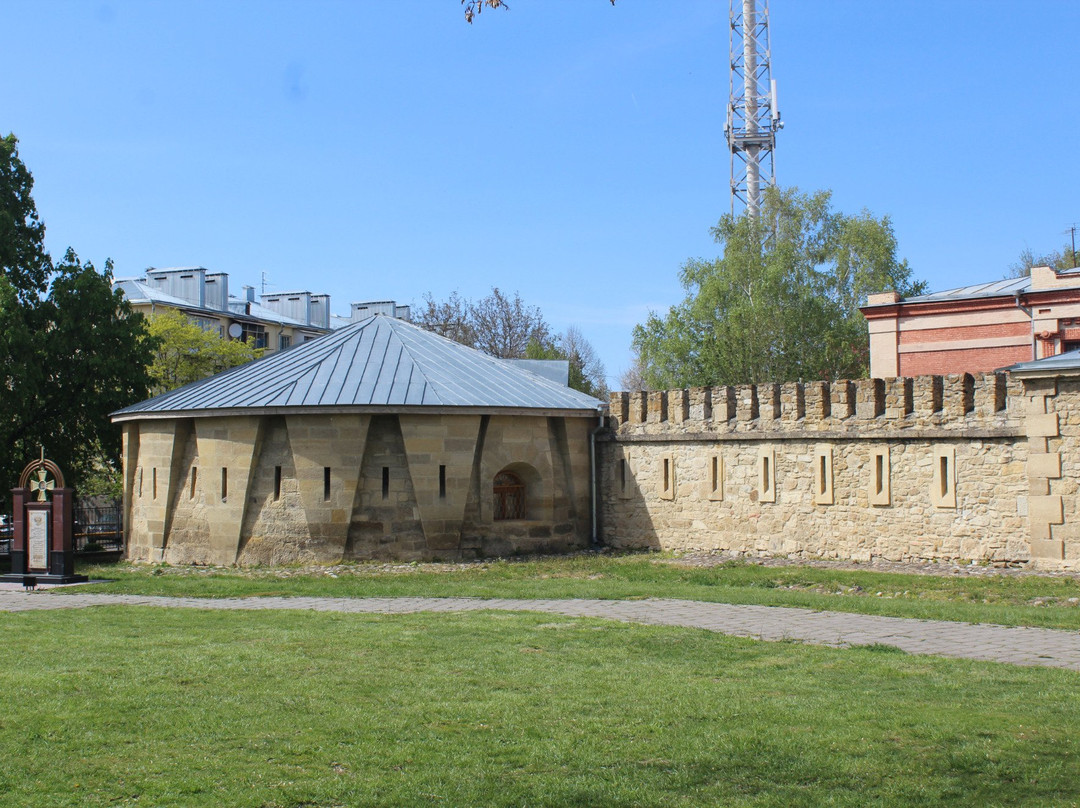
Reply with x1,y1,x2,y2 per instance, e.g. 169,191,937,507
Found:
462,0,614,23
619,355,648,392
470,287,552,359
414,290,476,348
632,186,926,389
147,308,261,394
1008,245,1079,278
0,134,155,505
525,325,609,399
415,287,551,359
416,287,606,396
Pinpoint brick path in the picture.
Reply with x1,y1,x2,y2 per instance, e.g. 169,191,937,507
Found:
2,590,1079,671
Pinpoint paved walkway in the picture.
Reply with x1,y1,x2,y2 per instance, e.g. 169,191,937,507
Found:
2,590,1079,672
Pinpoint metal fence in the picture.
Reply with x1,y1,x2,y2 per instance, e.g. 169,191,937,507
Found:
0,502,123,556
73,502,123,552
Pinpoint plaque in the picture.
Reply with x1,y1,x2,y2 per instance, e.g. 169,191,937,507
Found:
28,510,49,571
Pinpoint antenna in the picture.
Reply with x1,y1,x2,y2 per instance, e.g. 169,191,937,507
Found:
1065,223,1078,267
726,0,782,219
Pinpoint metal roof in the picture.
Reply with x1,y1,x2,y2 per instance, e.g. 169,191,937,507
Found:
502,359,571,386
884,269,1080,307
900,276,1031,304
113,315,605,419
114,278,195,308
1006,349,1080,376
115,278,315,328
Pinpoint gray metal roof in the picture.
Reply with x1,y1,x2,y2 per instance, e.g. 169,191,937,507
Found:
1006,349,1080,376
115,278,315,328
899,276,1031,304
113,315,605,419
502,359,571,386
884,269,1080,307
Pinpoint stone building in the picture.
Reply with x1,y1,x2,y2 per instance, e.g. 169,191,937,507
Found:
112,315,604,565
114,313,1080,571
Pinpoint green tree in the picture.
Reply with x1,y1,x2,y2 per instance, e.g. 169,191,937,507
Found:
1008,245,1079,278
632,187,926,389
525,325,608,399
147,308,261,394
1,134,155,504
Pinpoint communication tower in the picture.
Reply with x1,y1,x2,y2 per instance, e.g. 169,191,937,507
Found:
725,0,782,218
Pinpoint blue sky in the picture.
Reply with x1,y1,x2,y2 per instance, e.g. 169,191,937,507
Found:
4,1,1079,389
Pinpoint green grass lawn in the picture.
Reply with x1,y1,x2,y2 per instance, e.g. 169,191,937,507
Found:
68,552,1080,630
1,606,1078,807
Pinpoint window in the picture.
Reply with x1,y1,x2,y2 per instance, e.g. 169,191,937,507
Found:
382,467,390,500
659,453,676,500
323,467,331,502
758,448,776,503
240,322,268,349
814,445,834,506
617,452,634,500
274,466,282,501
931,446,957,508
189,316,219,333
868,447,890,506
190,467,197,500
279,334,292,351
439,465,447,499
707,454,724,501
493,471,526,520
221,467,228,503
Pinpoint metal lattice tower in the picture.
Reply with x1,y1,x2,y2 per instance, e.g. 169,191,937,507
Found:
725,0,782,219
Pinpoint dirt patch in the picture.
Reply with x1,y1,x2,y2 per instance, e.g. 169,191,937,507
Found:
656,551,1080,580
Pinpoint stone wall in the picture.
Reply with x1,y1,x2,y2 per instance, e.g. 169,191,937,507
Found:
599,372,1079,569
122,412,593,565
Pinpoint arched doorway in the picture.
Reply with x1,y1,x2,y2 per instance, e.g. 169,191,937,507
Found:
493,470,527,520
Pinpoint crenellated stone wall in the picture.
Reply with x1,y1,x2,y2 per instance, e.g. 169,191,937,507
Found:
600,372,1080,569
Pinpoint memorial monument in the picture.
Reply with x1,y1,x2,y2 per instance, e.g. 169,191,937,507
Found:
1,451,87,584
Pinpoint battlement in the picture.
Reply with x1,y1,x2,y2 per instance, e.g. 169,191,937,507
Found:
609,373,1019,435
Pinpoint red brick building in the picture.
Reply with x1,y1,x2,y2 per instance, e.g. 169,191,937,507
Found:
862,266,1080,377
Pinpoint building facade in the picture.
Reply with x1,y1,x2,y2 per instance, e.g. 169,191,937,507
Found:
863,266,1080,378
116,266,411,356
